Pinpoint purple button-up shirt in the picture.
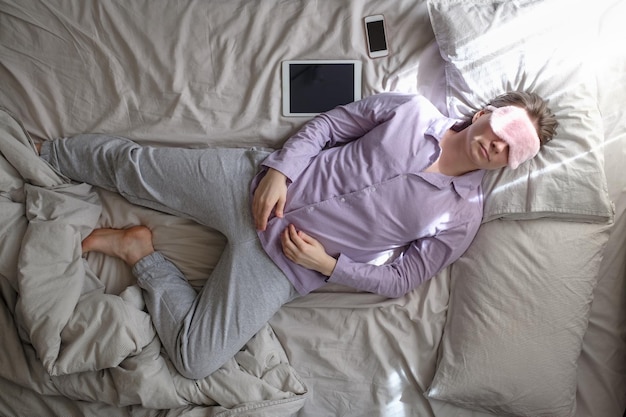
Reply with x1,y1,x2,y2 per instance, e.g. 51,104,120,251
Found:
252,93,485,297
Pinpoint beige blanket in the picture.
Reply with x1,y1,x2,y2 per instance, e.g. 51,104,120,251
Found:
0,108,307,415
0,1,624,416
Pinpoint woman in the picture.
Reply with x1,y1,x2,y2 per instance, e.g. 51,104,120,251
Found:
38,91,557,379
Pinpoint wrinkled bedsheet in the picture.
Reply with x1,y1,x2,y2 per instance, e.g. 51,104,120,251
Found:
0,0,624,416
0,108,307,415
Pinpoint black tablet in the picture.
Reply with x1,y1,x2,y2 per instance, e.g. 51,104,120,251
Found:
282,60,362,117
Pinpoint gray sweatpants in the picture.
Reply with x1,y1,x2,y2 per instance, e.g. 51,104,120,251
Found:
40,134,298,379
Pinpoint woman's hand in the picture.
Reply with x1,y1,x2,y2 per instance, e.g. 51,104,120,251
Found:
281,224,337,277
252,168,288,231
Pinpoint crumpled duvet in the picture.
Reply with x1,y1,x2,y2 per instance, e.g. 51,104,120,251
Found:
0,108,307,415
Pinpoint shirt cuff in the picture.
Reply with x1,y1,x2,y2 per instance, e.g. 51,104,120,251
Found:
326,253,352,284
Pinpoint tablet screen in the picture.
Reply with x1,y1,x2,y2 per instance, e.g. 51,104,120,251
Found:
282,60,362,117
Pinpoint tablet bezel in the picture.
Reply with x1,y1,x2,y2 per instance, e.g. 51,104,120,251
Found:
281,60,362,117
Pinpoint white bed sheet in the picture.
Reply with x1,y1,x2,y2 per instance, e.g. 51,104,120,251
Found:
0,0,624,416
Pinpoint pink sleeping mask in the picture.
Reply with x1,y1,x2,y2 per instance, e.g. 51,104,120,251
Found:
486,105,540,169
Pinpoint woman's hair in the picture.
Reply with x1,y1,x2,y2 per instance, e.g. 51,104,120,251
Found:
452,91,559,146
487,91,558,145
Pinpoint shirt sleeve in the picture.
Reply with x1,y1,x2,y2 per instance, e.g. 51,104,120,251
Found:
327,221,478,298
261,93,417,182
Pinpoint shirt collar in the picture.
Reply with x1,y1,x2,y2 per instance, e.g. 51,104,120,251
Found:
425,115,457,144
418,169,485,199
420,116,486,200
452,169,485,199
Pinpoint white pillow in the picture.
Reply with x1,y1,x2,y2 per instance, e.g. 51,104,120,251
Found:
428,0,613,224
426,219,609,417
424,1,613,416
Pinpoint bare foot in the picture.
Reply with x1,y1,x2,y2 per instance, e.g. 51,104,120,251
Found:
82,226,154,266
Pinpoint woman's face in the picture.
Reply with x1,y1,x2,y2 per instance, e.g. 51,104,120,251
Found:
466,111,510,170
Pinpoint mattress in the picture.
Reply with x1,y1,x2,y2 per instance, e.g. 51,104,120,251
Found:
0,0,624,416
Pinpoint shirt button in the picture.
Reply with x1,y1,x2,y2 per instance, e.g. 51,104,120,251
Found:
340,197,346,202
307,207,314,212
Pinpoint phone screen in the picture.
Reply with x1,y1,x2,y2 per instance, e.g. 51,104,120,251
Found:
366,20,387,52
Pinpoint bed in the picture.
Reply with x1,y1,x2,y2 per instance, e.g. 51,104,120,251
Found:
1,0,624,416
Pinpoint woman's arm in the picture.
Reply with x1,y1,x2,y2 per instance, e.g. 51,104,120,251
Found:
327,224,476,298
262,93,414,182
253,93,414,230
252,168,288,231
280,224,337,276
277,221,478,298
